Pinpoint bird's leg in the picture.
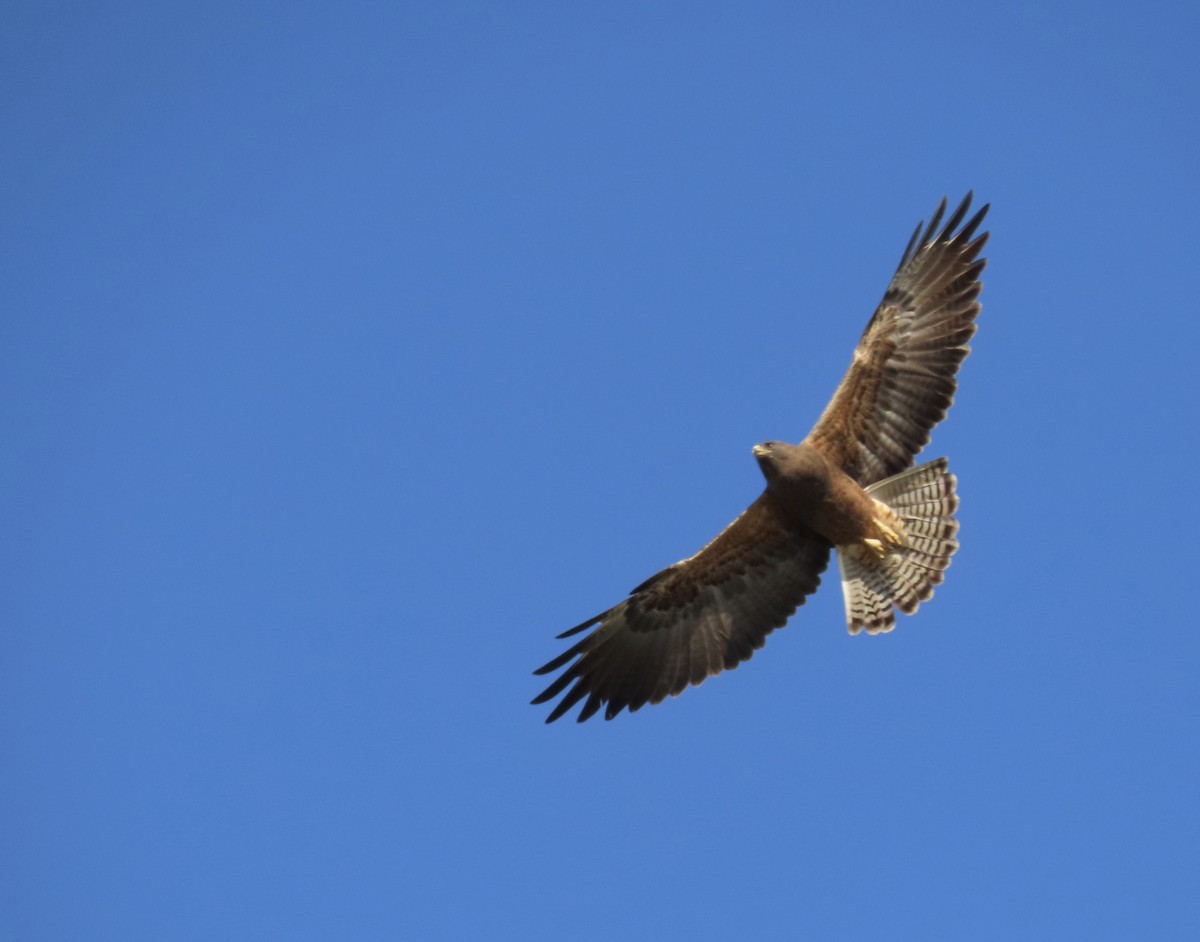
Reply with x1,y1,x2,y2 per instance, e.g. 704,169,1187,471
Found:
861,538,888,559
862,512,904,560
875,518,903,547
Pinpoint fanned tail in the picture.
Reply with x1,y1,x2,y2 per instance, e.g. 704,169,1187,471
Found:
837,458,960,635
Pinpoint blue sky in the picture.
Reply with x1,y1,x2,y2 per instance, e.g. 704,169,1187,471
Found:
3,2,1198,939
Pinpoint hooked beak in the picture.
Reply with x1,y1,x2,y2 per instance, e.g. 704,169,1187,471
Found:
752,443,770,459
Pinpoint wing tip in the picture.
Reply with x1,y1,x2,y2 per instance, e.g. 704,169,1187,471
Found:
901,191,989,266
555,611,606,640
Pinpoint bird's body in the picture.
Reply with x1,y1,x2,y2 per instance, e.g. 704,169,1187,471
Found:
754,441,889,547
534,194,989,722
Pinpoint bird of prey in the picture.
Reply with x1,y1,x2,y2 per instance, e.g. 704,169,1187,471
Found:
533,194,988,723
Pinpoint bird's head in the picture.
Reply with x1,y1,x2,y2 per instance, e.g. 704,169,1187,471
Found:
753,440,830,492
753,441,786,481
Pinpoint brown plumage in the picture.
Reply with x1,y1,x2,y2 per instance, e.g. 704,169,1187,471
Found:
534,194,989,722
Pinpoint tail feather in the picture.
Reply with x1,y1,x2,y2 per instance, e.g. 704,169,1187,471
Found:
837,458,960,635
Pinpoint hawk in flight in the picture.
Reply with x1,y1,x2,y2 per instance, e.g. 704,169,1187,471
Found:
533,194,988,723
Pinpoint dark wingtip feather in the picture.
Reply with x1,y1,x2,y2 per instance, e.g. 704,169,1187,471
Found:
603,700,627,721
919,196,948,247
972,229,991,253
531,667,578,704
577,693,605,722
940,192,972,240
545,680,590,723
962,258,987,285
902,193,987,269
898,221,923,269
958,202,990,244
533,638,587,676
556,611,605,640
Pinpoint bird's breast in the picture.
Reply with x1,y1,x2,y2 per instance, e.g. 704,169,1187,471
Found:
774,471,878,546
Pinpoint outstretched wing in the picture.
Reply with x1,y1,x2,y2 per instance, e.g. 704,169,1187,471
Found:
533,495,831,723
805,193,989,485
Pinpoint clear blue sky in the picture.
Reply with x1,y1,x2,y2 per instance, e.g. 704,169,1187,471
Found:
3,2,1197,939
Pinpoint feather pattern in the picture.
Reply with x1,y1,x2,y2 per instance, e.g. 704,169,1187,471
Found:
533,496,831,722
805,194,988,485
837,458,960,634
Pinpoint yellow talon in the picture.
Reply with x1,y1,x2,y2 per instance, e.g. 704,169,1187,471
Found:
878,520,902,546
